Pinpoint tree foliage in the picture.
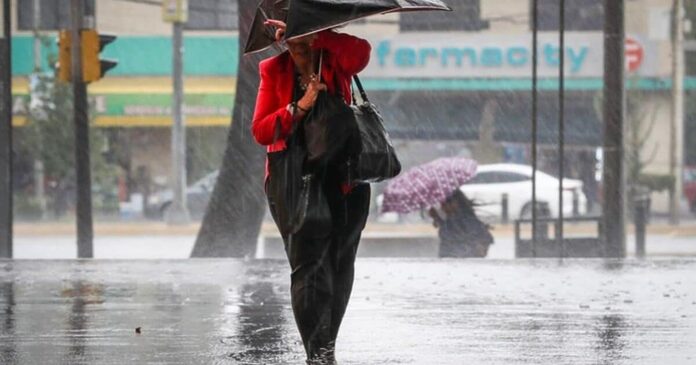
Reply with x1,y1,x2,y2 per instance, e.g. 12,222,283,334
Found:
15,62,119,217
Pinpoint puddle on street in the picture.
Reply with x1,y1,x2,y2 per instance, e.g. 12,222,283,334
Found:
0,259,694,364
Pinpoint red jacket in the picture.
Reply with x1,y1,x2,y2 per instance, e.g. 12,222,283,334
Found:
251,30,371,182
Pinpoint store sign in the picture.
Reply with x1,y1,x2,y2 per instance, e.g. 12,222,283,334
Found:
362,32,657,79
162,0,188,23
625,37,644,73
11,93,233,127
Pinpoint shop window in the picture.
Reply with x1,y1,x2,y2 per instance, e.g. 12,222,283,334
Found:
687,51,696,77
17,0,94,30
466,172,530,184
184,0,238,31
400,0,489,32
533,0,604,31
17,0,237,31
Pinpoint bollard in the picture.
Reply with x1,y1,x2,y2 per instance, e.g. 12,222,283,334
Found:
533,202,549,240
572,190,579,217
501,193,509,224
634,198,647,258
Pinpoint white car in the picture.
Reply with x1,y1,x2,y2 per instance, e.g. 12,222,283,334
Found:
459,163,587,219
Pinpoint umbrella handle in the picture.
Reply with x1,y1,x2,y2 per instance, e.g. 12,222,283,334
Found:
317,50,323,83
352,75,369,104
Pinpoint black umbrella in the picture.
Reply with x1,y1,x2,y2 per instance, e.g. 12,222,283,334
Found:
244,0,290,55
244,0,451,55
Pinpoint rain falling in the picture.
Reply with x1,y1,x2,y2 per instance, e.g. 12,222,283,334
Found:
0,0,695,364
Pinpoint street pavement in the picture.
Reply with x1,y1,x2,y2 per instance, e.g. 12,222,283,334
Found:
0,259,694,364
11,231,696,259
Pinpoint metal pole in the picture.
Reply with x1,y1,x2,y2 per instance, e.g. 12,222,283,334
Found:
602,0,626,258
33,0,41,71
33,0,46,217
72,0,93,258
531,0,539,257
167,21,190,225
501,193,509,224
669,0,685,225
558,0,565,257
0,0,13,258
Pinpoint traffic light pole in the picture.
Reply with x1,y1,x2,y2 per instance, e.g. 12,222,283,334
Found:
71,0,93,258
669,0,685,225
0,0,13,258
167,20,190,225
602,0,626,257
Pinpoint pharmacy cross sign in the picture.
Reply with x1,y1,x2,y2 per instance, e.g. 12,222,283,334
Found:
625,37,644,73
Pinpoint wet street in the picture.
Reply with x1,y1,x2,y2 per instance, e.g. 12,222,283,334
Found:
0,259,694,364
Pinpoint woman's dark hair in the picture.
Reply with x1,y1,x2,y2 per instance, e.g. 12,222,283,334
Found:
446,190,476,216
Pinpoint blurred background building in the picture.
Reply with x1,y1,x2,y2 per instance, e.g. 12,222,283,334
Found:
6,0,696,220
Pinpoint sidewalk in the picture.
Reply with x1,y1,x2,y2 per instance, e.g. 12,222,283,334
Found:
10,219,696,259
13,219,696,237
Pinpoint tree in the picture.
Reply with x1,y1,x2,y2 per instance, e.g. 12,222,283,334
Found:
190,0,271,257
593,78,662,203
15,39,118,218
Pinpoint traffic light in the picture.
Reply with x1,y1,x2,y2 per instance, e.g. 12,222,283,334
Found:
82,30,118,83
57,30,72,82
55,29,118,83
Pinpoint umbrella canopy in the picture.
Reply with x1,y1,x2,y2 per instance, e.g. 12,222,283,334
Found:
245,0,451,54
245,0,290,55
381,157,477,214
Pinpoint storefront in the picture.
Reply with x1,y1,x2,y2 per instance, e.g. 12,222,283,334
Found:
9,31,696,213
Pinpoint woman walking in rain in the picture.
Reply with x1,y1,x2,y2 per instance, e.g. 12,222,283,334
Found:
251,20,371,364
430,190,494,258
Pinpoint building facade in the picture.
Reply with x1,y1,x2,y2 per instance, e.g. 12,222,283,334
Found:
8,0,696,215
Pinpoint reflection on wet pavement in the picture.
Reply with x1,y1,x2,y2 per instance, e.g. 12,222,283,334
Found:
0,259,694,364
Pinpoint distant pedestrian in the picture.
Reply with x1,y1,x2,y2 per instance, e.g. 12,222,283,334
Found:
429,190,494,258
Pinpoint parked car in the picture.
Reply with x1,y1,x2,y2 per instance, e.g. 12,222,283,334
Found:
146,170,219,220
375,163,587,222
458,163,587,220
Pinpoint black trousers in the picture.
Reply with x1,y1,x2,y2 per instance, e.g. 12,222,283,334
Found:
268,176,370,361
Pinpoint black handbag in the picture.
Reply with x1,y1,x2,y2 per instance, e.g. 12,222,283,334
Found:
348,75,401,183
304,90,358,166
303,52,359,167
265,87,332,238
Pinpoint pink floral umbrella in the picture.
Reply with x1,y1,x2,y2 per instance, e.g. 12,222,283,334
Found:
381,157,477,214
